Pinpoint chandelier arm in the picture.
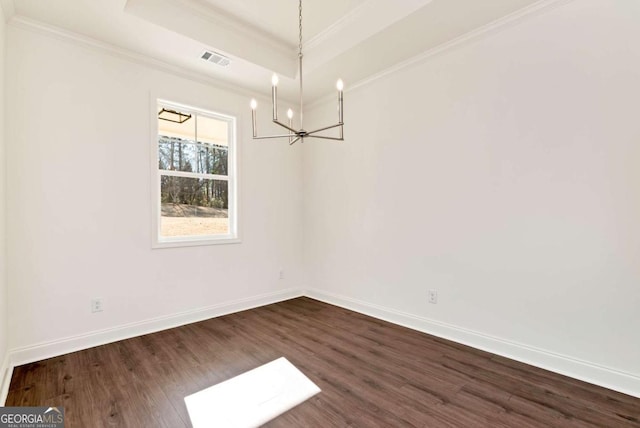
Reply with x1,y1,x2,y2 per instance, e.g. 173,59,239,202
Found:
272,119,298,134
289,136,302,146
306,135,344,141
252,134,299,140
306,123,343,136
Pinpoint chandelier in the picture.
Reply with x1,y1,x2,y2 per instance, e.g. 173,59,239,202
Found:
250,0,344,145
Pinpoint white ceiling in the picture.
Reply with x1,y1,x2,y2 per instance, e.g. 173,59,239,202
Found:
198,0,371,46
6,0,544,102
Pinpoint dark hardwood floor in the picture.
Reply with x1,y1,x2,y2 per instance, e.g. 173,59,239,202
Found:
6,297,640,427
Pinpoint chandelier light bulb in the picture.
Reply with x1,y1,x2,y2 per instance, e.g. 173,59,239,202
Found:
271,74,279,86
250,99,257,110
287,108,294,119
336,79,344,91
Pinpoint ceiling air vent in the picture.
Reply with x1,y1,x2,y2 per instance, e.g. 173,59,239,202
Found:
201,50,231,67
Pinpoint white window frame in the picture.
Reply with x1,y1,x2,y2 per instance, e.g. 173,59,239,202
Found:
151,98,240,248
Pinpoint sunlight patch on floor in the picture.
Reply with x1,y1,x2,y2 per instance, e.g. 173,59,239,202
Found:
184,357,321,428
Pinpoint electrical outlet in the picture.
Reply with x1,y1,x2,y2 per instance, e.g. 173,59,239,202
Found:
91,298,104,313
428,290,438,304
279,269,285,280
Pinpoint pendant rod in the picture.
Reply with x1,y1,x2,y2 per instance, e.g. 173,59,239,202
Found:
298,0,304,131
299,55,303,131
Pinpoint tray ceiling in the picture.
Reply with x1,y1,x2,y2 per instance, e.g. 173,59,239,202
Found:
7,0,545,102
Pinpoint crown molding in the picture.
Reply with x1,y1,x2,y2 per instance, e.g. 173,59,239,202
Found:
169,0,295,54
124,0,297,78
303,0,431,75
307,0,576,110
305,0,429,51
8,16,296,106
349,0,577,95
7,0,574,111
0,0,15,22
304,0,375,51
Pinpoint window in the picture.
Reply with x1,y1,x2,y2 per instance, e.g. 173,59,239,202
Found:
152,100,238,247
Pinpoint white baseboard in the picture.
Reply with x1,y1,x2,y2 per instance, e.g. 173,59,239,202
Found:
304,288,640,399
0,353,12,405
8,288,303,368
4,287,639,402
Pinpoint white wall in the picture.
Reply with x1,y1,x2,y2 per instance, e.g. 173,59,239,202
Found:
0,3,8,382
304,0,640,391
4,0,640,398
6,25,304,355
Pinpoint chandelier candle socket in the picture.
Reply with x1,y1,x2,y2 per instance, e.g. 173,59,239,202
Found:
287,108,294,144
337,79,344,132
271,74,278,121
250,0,345,145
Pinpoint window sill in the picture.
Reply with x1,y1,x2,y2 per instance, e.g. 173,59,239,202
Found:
152,236,241,249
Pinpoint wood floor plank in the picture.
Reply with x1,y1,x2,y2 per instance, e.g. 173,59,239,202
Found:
6,297,640,427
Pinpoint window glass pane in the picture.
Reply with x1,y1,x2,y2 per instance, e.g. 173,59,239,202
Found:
195,143,228,176
197,114,228,146
158,138,198,172
160,176,229,237
158,106,196,172
154,100,236,246
196,115,228,175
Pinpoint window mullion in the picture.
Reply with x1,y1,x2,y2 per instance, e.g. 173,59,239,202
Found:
159,170,229,181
